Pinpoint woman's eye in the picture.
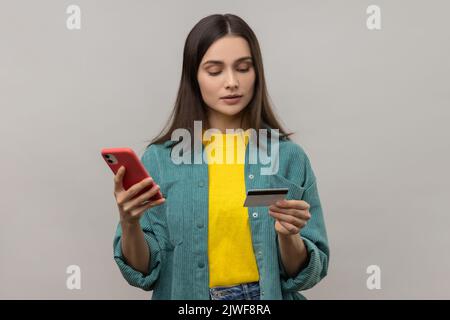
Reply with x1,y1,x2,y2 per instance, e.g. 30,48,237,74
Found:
207,68,250,76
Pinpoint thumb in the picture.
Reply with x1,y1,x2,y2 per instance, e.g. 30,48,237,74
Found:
114,166,126,192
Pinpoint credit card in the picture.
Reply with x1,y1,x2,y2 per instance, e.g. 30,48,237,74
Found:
243,188,289,207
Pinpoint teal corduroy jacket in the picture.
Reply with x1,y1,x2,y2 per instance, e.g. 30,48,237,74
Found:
113,135,329,300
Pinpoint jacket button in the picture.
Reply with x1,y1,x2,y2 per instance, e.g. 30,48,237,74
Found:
197,223,203,229
198,181,204,187
248,174,254,179
198,262,205,268
252,212,258,218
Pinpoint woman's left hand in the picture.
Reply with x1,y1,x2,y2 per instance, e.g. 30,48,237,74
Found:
268,199,311,236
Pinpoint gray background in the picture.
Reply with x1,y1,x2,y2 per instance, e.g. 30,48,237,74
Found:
1,0,449,299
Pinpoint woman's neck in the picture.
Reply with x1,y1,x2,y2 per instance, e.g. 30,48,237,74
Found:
207,109,247,133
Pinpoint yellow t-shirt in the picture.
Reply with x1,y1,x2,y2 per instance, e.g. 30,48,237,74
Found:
203,129,260,288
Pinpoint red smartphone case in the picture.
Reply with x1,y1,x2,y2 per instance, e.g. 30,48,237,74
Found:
101,147,163,201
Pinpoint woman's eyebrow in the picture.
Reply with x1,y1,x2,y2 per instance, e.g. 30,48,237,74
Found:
202,56,253,66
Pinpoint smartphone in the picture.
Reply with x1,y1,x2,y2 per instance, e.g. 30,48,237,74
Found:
101,147,163,202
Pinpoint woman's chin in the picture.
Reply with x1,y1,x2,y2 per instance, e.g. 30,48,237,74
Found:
214,107,246,117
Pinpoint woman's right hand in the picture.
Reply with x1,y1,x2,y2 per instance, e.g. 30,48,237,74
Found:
114,166,165,226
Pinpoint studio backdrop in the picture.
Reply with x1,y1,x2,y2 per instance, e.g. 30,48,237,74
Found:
1,0,449,299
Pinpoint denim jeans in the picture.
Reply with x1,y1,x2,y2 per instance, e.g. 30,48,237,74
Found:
209,281,261,300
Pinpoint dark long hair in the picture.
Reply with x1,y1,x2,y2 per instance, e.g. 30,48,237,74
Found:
147,13,294,148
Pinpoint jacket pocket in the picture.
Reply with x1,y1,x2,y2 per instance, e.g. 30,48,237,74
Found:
269,174,306,201
159,177,187,247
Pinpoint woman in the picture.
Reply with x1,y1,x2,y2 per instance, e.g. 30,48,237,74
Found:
113,13,329,300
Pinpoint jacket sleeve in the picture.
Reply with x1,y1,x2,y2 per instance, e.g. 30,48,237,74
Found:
277,146,330,293
113,145,165,291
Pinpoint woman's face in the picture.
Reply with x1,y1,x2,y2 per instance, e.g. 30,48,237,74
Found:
197,35,256,123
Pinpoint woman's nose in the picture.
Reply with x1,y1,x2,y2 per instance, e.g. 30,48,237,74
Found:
224,70,239,89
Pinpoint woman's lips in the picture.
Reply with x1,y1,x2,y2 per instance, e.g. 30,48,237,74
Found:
221,96,242,105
